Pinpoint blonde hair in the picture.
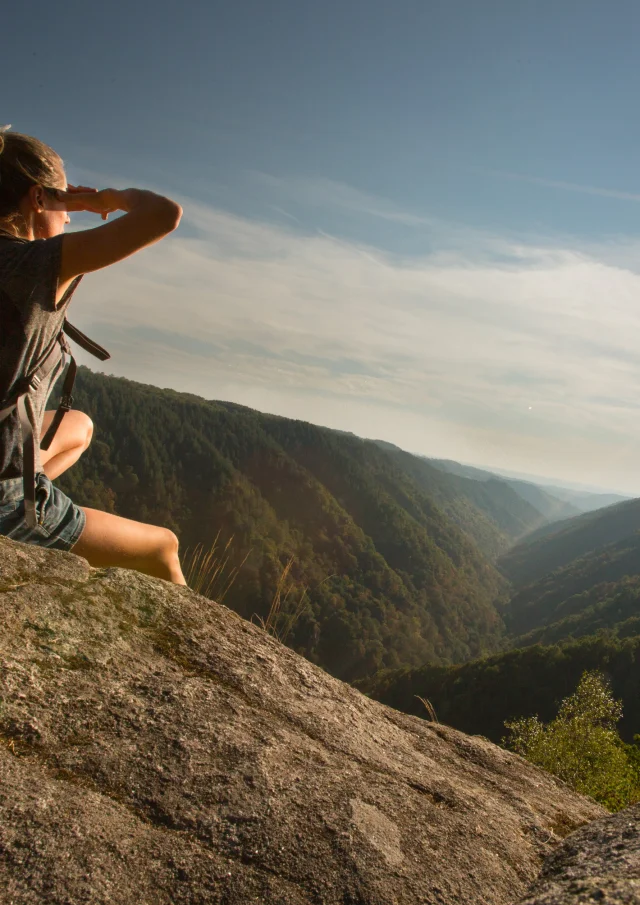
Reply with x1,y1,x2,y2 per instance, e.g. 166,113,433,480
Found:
0,131,64,236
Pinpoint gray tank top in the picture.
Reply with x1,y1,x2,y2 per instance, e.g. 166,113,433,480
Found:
0,233,82,480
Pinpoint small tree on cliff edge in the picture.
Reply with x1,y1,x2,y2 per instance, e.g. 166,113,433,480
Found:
504,670,640,812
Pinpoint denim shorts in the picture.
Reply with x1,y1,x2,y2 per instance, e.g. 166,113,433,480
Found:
0,472,86,552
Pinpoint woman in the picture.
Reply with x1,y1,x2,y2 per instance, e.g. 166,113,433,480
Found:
0,129,186,584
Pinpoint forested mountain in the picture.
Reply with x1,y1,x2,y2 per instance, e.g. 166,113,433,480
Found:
358,634,640,744
50,367,640,750
498,499,640,588
536,484,627,513
55,368,510,681
428,458,628,515
504,533,640,641
511,575,640,648
361,500,640,745
428,458,580,522
373,442,550,557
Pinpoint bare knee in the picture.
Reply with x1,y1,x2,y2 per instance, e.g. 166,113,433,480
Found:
160,529,179,560
74,411,93,451
83,416,94,450
66,410,93,451
149,528,180,570
119,528,181,583
153,529,185,584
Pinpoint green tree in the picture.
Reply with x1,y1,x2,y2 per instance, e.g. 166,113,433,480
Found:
504,670,640,811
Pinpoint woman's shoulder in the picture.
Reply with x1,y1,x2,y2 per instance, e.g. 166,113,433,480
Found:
0,235,65,313
0,233,63,266
0,230,28,248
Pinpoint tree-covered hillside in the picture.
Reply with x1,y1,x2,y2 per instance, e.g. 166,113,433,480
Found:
355,455,640,744
374,443,550,557
55,368,509,681
358,635,640,743
511,576,640,649
427,458,580,522
498,498,640,588
504,532,640,640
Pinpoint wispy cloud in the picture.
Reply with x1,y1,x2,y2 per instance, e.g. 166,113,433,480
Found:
250,172,433,227
69,191,640,493
269,205,301,223
496,169,640,204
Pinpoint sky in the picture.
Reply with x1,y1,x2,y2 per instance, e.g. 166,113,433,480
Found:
7,0,640,493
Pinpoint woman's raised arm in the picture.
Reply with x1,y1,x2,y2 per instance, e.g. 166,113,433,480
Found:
58,187,182,285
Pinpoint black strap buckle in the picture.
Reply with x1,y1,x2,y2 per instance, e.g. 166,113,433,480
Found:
60,394,74,411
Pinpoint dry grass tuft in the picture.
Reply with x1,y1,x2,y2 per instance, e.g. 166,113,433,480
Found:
185,541,311,646
415,695,439,723
182,532,249,602
254,556,310,645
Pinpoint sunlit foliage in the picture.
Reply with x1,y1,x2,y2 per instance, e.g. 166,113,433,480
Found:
504,671,640,811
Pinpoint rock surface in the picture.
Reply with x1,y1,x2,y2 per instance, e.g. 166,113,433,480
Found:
0,537,604,904
517,804,640,904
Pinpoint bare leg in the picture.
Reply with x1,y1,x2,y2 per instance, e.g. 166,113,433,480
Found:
40,410,93,480
41,409,187,585
71,507,187,585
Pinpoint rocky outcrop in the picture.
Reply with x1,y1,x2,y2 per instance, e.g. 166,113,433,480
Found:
0,537,604,904
517,804,640,904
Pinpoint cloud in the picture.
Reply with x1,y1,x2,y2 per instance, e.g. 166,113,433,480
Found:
250,172,434,227
68,194,640,493
494,169,640,204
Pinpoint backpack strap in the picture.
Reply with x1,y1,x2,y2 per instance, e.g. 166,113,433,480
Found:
0,320,110,528
17,392,37,528
40,320,110,453
63,320,110,361
0,332,67,527
39,348,76,452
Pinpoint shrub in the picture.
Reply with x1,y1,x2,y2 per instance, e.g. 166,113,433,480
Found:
504,670,640,811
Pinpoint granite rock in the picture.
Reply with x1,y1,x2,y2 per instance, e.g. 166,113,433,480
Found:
0,537,605,904
517,803,640,904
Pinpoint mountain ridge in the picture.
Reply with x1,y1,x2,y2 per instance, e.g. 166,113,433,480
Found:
498,497,640,589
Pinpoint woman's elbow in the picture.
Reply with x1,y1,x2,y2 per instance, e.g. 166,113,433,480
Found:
163,201,183,232
156,199,183,233
169,201,183,229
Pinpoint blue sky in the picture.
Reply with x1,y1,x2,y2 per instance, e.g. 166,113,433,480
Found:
8,0,640,492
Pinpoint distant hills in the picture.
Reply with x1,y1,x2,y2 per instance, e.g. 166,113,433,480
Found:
362,488,640,744
373,442,550,558
496,497,640,653
426,456,627,518
498,497,640,588
372,441,617,554
534,483,627,513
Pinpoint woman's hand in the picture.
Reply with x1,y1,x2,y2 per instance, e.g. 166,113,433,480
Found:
53,185,121,221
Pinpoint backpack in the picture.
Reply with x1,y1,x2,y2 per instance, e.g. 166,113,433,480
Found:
0,321,110,527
